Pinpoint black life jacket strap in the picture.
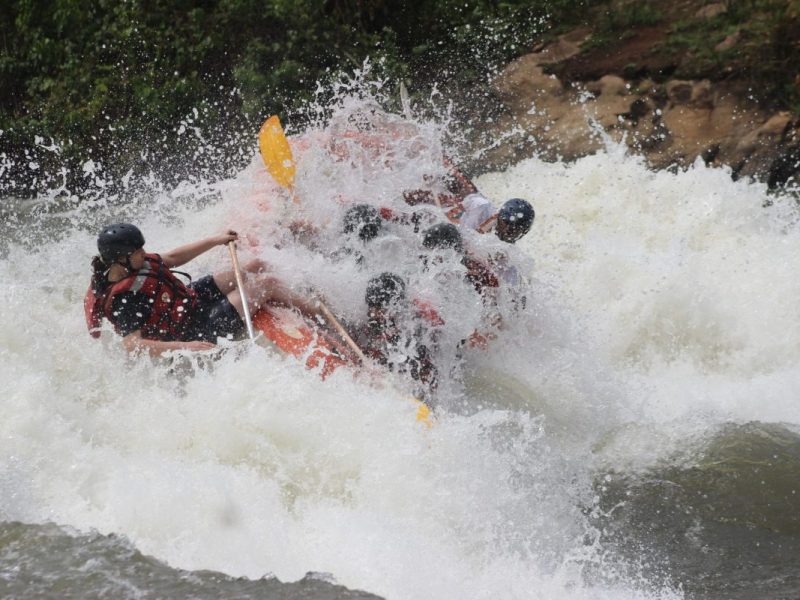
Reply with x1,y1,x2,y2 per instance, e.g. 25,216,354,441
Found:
170,269,192,283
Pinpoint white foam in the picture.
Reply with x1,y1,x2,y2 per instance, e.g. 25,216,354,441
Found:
8,100,798,598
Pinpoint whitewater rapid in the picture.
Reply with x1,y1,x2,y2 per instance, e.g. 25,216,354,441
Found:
1,109,799,599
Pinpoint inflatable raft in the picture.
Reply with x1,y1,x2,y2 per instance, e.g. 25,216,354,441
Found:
251,304,356,380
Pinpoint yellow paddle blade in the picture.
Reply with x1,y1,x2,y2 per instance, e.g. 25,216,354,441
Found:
413,399,433,428
258,115,295,190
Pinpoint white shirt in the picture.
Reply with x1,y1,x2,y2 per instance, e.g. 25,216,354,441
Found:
458,193,497,232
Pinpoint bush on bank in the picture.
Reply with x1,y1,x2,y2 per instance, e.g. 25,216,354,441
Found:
2,0,799,198
1,0,590,197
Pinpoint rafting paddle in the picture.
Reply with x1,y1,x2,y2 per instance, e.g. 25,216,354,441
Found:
259,115,296,196
257,115,432,425
316,300,367,363
228,242,256,340
257,115,368,361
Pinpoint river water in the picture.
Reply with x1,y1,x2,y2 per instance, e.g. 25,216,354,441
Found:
1,100,799,599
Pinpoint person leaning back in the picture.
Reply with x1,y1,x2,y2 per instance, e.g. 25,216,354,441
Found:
84,223,313,356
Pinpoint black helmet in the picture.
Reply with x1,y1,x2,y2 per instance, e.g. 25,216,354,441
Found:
422,223,464,253
97,223,145,263
343,204,382,242
365,272,406,309
496,198,534,243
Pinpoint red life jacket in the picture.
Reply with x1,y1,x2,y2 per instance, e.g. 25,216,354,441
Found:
411,298,445,326
84,253,198,341
463,257,499,294
403,161,476,208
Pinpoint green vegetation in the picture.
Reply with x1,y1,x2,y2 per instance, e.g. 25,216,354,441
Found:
567,0,800,118
0,0,600,197
663,0,800,106
2,0,799,198
582,0,664,51
605,0,663,28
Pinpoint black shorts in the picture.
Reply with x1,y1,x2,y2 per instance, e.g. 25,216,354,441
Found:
186,275,245,342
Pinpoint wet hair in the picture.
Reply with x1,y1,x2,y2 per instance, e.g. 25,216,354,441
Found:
90,255,110,296
343,204,382,242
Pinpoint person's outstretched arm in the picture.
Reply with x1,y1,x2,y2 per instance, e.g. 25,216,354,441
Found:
122,330,215,357
162,230,238,268
443,158,478,196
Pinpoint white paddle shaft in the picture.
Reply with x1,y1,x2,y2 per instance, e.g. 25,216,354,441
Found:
227,242,256,340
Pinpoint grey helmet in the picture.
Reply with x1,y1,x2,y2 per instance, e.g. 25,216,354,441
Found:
365,272,406,309
97,223,145,263
421,223,464,253
496,198,534,243
343,204,382,242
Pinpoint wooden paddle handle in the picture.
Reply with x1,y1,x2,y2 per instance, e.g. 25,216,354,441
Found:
317,301,367,363
228,242,256,340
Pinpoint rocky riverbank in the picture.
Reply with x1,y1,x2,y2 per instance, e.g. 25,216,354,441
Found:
483,2,800,190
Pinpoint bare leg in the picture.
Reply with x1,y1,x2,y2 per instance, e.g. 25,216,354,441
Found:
213,259,319,321
213,270,237,294
212,259,269,295
225,273,320,320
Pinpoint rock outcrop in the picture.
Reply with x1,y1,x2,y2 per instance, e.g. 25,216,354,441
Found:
485,31,800,189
